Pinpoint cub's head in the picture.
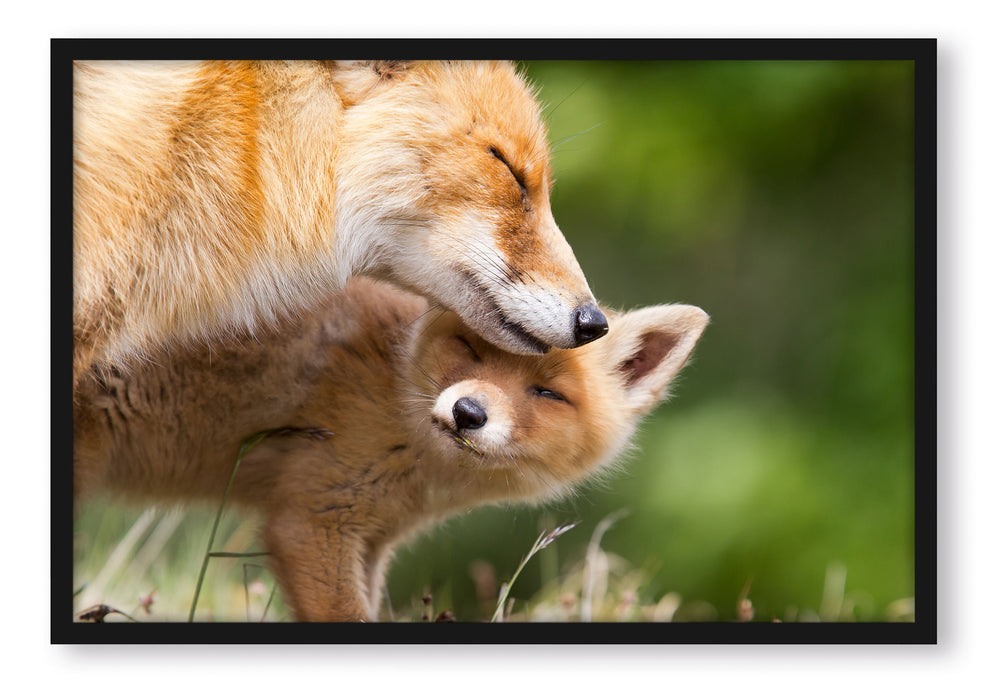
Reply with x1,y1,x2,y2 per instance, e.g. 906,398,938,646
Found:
404,302,709,502
332,60,607,355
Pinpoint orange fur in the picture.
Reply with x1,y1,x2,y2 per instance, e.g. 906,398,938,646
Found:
74,279,708,621
73,60,605,387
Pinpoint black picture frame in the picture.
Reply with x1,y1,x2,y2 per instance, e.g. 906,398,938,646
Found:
53,37,935,645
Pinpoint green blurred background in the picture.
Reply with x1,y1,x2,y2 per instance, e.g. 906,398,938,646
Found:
74,60,915,623
388,60,915,621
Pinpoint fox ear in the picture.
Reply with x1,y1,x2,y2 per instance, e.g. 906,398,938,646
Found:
330,60,416,106
604,305,709,415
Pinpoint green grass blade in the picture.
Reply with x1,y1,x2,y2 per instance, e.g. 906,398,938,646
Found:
187,431,271,623
491,522,578,622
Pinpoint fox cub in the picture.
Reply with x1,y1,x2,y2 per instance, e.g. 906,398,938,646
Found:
74,279,708,621
73,60,606,386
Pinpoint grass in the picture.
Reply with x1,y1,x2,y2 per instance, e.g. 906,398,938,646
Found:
73,497,915,623
72,427,914,623
74,501,291,622
188,430,275,622
491,521,579,622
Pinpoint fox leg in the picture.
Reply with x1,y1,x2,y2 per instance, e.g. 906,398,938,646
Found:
264,506,373,622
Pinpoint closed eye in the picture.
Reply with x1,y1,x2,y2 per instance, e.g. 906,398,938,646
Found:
489,146,527,195
532,385,568,403
455,335,481,362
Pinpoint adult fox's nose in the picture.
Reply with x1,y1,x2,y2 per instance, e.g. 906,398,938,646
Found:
452,397,488,431
573,303,609,346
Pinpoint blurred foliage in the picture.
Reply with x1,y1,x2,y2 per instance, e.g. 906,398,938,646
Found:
74,60,915,623
387,60,915,621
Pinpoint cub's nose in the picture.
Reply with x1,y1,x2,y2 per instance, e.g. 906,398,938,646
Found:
452,397,488,431
573,303,609,346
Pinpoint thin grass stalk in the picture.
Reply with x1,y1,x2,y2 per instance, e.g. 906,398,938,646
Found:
580,509,629,622
491,522,578,622
122,507,185,590
188,431,271,623
261,584,278,622
240,562,268,621
243,563,250,621
492,539,542,622
77,507,158,612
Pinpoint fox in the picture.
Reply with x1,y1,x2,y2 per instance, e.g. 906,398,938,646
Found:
73,278,708,622
72,59,608,387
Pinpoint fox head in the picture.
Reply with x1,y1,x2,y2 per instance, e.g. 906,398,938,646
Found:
331,60,608,354
403,301,710,503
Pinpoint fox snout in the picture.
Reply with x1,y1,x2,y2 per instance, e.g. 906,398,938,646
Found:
458,265,609,354
433,385,492,435
574,303,609,346
431,381,512,456
484,294,609,355
452,397,488,431
457,220,610,354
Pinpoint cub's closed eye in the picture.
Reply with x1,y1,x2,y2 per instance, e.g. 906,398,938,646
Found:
532,386,567,403
455,335,481,361
489,146,527,194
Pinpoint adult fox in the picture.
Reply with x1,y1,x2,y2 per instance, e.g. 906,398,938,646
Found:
74,278,708,621
72,60,609,383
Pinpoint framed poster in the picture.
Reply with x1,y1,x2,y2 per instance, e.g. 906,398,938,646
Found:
54,38,934,644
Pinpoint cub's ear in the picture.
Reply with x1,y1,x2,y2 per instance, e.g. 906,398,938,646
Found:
330,60,416,106
603,304,709,415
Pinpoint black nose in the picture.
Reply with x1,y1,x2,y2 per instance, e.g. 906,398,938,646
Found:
573,303,609,345
452,397,487,431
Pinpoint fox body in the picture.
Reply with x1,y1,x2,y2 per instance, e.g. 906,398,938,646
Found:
73,59,607,385
74,279,708,621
